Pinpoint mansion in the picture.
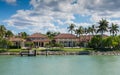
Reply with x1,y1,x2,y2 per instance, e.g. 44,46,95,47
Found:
9,33,107,48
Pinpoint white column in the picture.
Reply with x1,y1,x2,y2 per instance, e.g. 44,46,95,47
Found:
38,42,39,47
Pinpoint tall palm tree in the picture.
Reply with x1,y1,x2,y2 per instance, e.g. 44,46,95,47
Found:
109,23,119,36
0,25,6,38
75,26,84,37
97,19,109,48
84,27,88,42
67,23,76,47
67,23,76,35
91,25,96,36
46,31,60,39
75,26,84,47
84,28,88,35
97,19,109,37
87,26,93,41
46,31,52,39
87,26,92,35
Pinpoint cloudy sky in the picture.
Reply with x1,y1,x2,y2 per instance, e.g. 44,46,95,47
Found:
0,0,120,35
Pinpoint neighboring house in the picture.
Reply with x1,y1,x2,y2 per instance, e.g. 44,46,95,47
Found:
76,35,93,47
54,33,77,47
27,33,49,47
77,35,108,47
77,35,93,42
9,37,25,47
78,35,108,42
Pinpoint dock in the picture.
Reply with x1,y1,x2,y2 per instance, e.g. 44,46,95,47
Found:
20,50,36,56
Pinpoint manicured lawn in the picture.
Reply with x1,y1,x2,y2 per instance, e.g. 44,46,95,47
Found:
0,48,7,52
34,47,93,52
0,47,93,53
62,48,93,52
32,47,46,51
8,49,22,52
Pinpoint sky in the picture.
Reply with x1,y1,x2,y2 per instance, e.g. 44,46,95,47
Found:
0,0,120,35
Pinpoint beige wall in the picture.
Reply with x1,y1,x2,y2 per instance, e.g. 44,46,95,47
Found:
56,39,77,47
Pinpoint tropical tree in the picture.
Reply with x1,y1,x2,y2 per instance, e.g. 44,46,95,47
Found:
97,19,109,37
25,42,34,48
84,28,88,35
67,23,76,47
87,26,92,35
104,36,118,49
109,23,119,36
46,31,60,48
0,25,6,38
46,31,60,39
75,26,84,47
97,19,109,48
5,30,14,38
46,31,52,38
89,35,102,49
87,26,93,40
75,26,84,37
91,25,96,36
21,32,28,39
67,23,76,35
0,38,13,50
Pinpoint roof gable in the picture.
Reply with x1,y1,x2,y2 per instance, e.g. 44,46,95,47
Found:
28,33,48,38
54,33,76,39
9,37,25,42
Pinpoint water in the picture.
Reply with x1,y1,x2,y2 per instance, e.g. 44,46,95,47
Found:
0,55,120,75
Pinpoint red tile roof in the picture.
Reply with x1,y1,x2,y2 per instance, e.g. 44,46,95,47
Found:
27,33,49,42
76,35,108,42
28,33,48,38
9,37,25,42
54,33,77,39
76,35,93,42
32,39,49,42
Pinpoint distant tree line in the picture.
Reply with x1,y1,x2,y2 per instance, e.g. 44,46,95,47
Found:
67,18,120,50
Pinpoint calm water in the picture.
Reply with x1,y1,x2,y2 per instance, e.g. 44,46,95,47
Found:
0,55,120,75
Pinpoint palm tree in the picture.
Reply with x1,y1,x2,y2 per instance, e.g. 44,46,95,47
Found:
67,23,76,35
67,23,76,47
46,31,52,39
87,26,92,35
109,23,119,36
46,31,60,39
97,19,109,37
84,28,88,35
75,26,84,47
97,19,109,48
0,25,6,38
84,27,88,42
91,25,96,36
87,26,93,40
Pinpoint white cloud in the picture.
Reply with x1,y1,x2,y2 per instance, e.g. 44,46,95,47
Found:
3,0,120,34
3,0,16,4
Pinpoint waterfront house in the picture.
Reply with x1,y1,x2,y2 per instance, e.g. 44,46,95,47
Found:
76,35,93,47
9,37,25,47
27,33,49,47
76,35,108,47
54,33,77,47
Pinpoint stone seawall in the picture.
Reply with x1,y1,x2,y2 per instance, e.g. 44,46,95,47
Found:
90,51,120,55
0,51,120,55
